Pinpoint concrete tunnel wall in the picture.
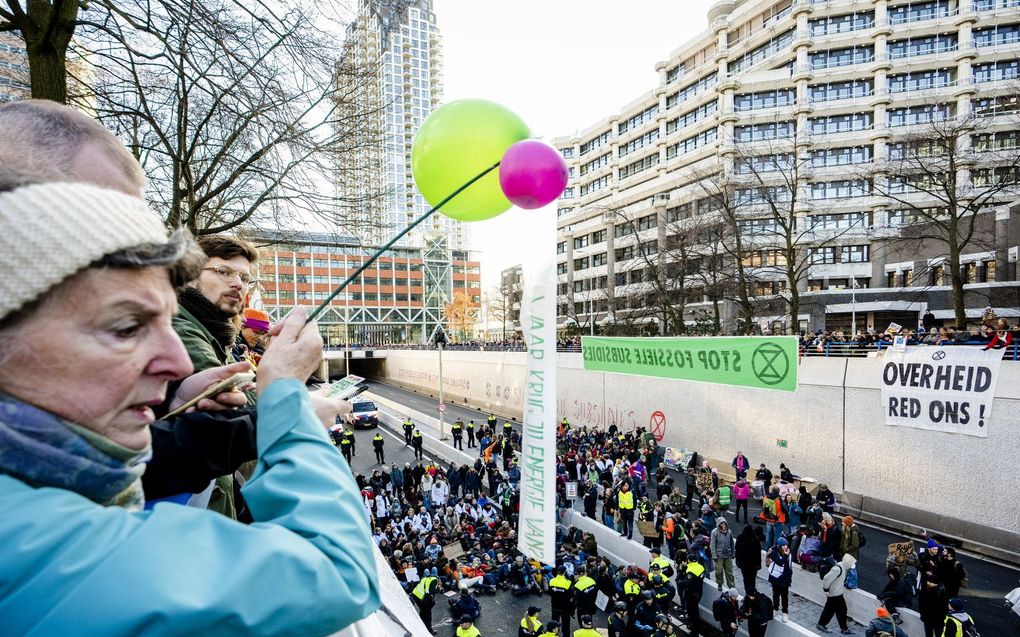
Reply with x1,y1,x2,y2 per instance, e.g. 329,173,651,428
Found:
365,349,1020,560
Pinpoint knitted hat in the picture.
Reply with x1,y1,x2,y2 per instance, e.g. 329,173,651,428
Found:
876,607,891,618
0,182,168,323
949,598,964,611
926,539,940,549
776,537,789,547
242,308,271,332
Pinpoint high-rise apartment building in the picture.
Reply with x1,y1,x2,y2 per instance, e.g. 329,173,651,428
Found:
339,0,468,251
554,0,1020,335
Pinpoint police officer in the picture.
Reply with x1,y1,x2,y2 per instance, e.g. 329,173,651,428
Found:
487,413,497,428
654,614,677,637
607,602,629,637
617,482,635,539
411,570,440,630
343,427,356,456
648,548,675,578
682,553,706,637
466,420,477,448
402,417,414,445
548,566,574,636
503,420,514,440
519,606,542,637
537,620,560,637
411,427,424,460
452,419,464,450
456,615,480,637
622,570,643,612
372,431,385,464
634,591,660,636
339,429,354,464
650,575,674,615
572,567,598,624
573,614,600,637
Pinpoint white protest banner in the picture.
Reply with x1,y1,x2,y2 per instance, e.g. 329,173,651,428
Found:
881,346,1003,437
518,204,557,566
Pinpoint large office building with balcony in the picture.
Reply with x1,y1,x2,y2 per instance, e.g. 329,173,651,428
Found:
554,0,1020,335
250,230,481,345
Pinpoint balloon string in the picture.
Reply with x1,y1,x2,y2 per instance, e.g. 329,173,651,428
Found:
306,160,502,324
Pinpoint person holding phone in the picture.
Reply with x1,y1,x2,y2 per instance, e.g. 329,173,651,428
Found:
0,178,379,635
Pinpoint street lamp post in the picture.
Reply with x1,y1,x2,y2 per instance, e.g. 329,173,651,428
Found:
850,279,859,336
435,329,448,440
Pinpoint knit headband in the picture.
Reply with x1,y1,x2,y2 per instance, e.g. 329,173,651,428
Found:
0,182,169,323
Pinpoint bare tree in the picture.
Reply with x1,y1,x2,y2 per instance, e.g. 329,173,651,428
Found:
864,104,1020,327
485,283,518,342
72,0,385,236
0,0,80,101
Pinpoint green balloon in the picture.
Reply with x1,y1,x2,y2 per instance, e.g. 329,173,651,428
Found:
412,99,530,222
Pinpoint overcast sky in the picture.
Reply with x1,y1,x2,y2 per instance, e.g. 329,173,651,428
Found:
431,0,717,289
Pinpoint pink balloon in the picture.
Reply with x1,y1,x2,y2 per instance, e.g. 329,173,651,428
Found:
498,139,568,210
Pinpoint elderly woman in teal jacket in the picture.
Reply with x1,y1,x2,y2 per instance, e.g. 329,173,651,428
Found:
0,180,379,636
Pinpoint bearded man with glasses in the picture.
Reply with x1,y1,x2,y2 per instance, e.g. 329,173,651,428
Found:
170,234,260,518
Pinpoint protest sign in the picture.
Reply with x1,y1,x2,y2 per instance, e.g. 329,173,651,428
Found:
518,205,557,566
582,336,798,392
881,346,1003,437
662,447,694,470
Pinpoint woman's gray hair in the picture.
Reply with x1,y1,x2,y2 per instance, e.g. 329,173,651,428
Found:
96,229,206,290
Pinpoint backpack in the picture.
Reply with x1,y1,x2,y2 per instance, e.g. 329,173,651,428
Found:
818,557,838,580
844,567,858,589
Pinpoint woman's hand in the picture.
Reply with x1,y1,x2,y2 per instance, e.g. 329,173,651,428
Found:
169,361,253,412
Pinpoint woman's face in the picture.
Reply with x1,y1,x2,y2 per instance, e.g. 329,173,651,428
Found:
0,267,191,450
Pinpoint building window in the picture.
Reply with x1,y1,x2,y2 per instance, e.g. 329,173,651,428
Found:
560,147,574,159
667,127,718,158
809,11,874,36
614,245,635,261
888,140,946,160
579,130,612,156
592,229,607,244
556,262,567,275
734,121,795,142
809,247,836,265
810,146,872,167
579,175,610,196
579,153,611,176
728,30,795,75
593,252,607,267
810,45,874,70
666,63,684,83
734,89,795,112
888,68,955,93
618,129,660,157
666,72,718,110
974,24,1020,47
888,1,951,26
557,241,566,254
809,79,873,103
888,104,953,126
809,112,872,135
841,245,870,263
809,180,870,199
738,217,780,234
667,203,692,222
975,0,1020,10
618,105,659,135
973,166,1020,186
735,186,792,205
809,212,870,229
973,130,1020,151
637,214,657,231
735,153,795,174
985,260,997,282
667,100,718,134
973,95,1020,118
741,250,787,267
974,60,1020,83
560,187,575,199
574,257,590,270
619,153,660,179
888,34,958,59
573,235,589,249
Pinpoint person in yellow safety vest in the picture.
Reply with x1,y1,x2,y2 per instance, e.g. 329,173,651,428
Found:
716,481,732,514
456,615,480,637
682,556,707,637
943,598,976,637
451,420,464,450
548,566,574,636
339,430,353,463
411,428,424,460
519,606,543,637
572,568,598,623
623,571,643,611
487,414,497,427
466,420,476,448
503,421,513,438
537,620,560,637
573,614,600,637
372,432,385,464
411,571,440,629
649,548,675,578
617,482,635,540
402,418,414,445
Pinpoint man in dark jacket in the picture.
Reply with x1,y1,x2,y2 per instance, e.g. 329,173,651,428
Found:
713,589,740,637
448,589,481,621
816,484,836,513
735,524,762,594
768,538,794,622
741,588,774,637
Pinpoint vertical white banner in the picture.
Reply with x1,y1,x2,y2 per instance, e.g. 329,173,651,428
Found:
880,346,1003,437
518,205,557,566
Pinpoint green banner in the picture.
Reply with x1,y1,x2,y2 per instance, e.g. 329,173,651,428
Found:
581,336,799,392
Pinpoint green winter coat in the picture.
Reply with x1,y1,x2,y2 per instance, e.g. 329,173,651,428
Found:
171,304,240,518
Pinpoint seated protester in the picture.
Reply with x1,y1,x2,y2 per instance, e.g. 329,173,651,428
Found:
0,180,378,635
448,589,482,620
879,566,915,613
798,529,823,568
866,607,907,637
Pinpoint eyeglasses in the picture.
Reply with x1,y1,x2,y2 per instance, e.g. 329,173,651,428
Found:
203,265,253,287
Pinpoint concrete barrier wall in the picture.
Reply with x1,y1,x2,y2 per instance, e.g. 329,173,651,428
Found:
374,350,1020,557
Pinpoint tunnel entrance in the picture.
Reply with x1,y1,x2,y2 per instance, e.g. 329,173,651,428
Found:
326,355,386,381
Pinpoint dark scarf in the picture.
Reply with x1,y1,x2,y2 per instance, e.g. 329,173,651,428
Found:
179,286,238,348
0,394,149,510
